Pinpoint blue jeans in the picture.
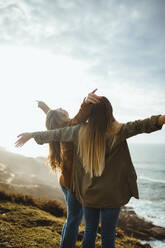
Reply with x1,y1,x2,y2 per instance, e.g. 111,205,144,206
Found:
82,207,120,248
60,185,82,248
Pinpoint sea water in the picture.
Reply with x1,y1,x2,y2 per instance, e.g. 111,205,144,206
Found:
127,143,165,248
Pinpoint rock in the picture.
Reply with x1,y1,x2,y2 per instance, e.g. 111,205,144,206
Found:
117,206,165,241
151,227,165,239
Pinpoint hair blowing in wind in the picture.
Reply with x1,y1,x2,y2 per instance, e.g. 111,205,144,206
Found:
45,110,68,171
78,97,116,178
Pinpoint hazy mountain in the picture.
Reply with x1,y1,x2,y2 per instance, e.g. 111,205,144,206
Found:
0,146,64,202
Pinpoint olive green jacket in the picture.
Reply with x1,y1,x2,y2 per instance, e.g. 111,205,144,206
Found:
32,115,162,208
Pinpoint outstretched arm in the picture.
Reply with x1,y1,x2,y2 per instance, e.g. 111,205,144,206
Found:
36,100,50,114
116,115,164,142
15,125,80,147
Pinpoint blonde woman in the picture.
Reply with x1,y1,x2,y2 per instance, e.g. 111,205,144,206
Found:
16,96,164,248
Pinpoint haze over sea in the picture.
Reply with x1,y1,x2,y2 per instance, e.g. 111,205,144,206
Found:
128,143,165,248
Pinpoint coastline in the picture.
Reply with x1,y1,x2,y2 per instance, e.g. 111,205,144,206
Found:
118,206,165,247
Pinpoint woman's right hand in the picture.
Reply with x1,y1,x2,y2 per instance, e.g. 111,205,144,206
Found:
85,89,102,104
15,133,32,147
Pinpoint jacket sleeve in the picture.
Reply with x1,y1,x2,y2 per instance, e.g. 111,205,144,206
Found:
68,99,93,126
32,125,80,145
116,115,162,142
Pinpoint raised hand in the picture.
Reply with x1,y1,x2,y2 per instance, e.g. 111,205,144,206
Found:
15,133,32,147
36,100,50,114
85,89,102,104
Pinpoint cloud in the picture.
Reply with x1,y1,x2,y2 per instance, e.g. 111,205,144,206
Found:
1,0,164,86
1,0,165,58
0,0,165,153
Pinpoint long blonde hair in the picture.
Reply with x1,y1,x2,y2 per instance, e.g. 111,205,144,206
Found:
46,110,68,171
78,97,121,178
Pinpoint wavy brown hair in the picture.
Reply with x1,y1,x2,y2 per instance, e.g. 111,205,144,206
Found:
78,97,121,178
45,110,68,171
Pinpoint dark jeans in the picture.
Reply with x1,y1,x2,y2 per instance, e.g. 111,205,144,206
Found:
82,206,120,248
60,185,82,248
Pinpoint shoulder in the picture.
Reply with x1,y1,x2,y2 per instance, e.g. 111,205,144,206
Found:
108,120,123,135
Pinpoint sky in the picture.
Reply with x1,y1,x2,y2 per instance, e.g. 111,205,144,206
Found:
0,0,165,157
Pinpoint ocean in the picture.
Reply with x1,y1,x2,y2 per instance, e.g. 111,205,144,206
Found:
127,143,165,248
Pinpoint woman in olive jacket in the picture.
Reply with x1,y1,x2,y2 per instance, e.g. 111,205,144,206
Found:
16,97,164,248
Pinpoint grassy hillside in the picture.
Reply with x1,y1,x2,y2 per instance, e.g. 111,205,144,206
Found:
0,190,152,248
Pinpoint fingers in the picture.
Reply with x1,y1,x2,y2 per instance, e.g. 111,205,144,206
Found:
15,143,24,148
36,100,42,108
36,100,41,105
87,95,100,104
15,133,32,148
91,88,98,94
15,142,21,147
86,88,102,104
86,93,101,104
17,133,24,138
15,137,26,147
15,139,24,147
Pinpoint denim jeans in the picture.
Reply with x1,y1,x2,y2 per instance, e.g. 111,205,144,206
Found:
82,206,120,248
60,185,82,248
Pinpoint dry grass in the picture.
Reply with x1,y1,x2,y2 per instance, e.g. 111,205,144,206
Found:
0,190,152,248
0,190,66,217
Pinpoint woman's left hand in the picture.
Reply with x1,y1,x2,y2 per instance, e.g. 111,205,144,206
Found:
15,133,32,147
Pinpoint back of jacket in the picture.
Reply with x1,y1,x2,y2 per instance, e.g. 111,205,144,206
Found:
72,115,162,208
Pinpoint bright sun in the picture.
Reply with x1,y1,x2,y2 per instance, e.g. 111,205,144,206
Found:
0,45,89,157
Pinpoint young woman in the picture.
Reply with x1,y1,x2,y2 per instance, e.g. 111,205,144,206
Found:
34,89,100,248
15,96,164,248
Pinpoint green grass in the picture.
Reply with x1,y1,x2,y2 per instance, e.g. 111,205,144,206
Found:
0,190,152,248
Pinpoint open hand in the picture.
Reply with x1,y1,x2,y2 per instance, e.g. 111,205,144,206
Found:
15,133,32,147
85,89,102,104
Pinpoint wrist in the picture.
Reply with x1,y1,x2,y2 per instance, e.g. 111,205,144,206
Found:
158,115,165,126
29,132,33,139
